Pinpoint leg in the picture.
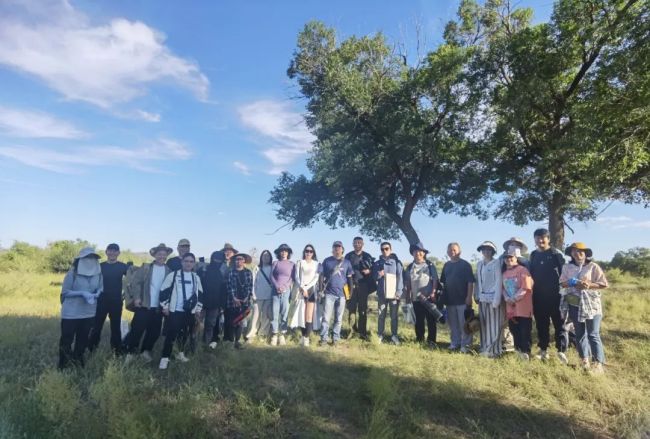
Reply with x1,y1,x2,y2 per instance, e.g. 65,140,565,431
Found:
332,296,346,341
259,300,273,338
347,286,359,332
124,308,148,354
533,299,551,351
58,319,76,369
246,303,260,339
568,305,588,360
550,302,568,353
271,295,281,335
446,305,463,349
423,303,437,343
357,288,369,337
508,319,520,351
320,295,335,341
279,293,290,334
460,308,473,349
161,312,183,358
479,302,489,352
203,308,219,343
389,300,399,337
413,301,426,342
141,309,163,352
72,318,93,367
520,317,532,354
586,315,605,364
88,298,109,351
377,296,387,338
108,300,123,354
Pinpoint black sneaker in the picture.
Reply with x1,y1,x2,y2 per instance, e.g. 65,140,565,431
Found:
234,342,244,350
318,339,328,347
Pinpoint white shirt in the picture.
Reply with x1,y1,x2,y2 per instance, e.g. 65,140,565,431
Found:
174,271,196,312
295,259,320,290
409,262,430,301
149,264,166,308
476,258,502,307
254,266,273,300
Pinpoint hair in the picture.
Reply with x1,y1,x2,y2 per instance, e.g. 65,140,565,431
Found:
274,246,293,259
182,252,196,262
353,236,363,242
480,247,496,257
447,242,461,250
380,242,391,249
534,228,550,238
302,244,318,261
259,250,273,267
501,254,520,272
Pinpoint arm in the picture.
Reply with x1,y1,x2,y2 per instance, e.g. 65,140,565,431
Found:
159,272,175,314
465,263,475,307
515,270,533,301
227,271,237,303
346,261,354,295
245,270,254,302
60,271,87,299
396,262,404,299
492,265,503,308
583,263,608,289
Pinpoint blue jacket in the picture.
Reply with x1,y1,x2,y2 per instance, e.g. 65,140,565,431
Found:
372,254,404,300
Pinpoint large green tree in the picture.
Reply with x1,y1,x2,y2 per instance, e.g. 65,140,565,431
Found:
270,21,485,245
445,0,649,248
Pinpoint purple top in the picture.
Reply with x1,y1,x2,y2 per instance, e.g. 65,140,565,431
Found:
272,260,295,293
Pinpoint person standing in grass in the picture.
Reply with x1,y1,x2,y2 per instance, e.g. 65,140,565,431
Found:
373,242,404,346
344,237,376,340
167,239,191,271
88,243,128,355
440,243,475,353
226,253,254,350
245,250,274,343
475,241,503,358
292,244,321,347
158,253,203,370
217,243,238,342
320,241,354,346
271,244,294,346
58,247,103,369
502,248,534,361
403,242,439,347
529,228,568,364
559,242,609,374
123,243,172,363
198,250,226,348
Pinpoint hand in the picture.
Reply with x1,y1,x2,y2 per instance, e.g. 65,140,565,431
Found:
302,289,309,298
577,280,590,290
134,299,142,308
82,291,96,305
378,270,385,278
193,303,203,314
465,297,473,307
361,269,370,275
162,308,170,316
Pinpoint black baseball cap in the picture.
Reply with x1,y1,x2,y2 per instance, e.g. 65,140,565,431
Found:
533,228,550,237
106,243,120,251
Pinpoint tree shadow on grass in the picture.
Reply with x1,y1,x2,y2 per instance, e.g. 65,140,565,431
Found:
0,315,608,438
606,329,650,342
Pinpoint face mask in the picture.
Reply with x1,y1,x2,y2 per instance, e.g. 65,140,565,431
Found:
77,257,101,276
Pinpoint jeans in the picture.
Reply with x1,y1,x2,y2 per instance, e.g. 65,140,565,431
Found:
533,294,568,352
271,292,290,335
88,297,123,353
59,318,93,369
447,305,473,349
124,307,163,353
320,294,346,342
413,301,436,342
377,296,399,338
568,305,605,363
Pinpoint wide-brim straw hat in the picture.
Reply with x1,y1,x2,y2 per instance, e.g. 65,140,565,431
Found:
503,237,528,254
221,243,238,254
565,242,593,258
233,253,253,264
477,241,497,253
150,243,174,257
274,243,293,257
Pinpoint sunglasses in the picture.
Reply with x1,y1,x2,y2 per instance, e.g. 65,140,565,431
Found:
304,249,314,253
381,247,390,251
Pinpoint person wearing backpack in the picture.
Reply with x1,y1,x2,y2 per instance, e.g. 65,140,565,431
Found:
344,237,376,340
373,242,404,346
123,243,173,363
58,247,103,369
529,228,568,364
158,253,203,369
319,241,354,346
404,242,439,347
245,250,274,343
198,250,226,348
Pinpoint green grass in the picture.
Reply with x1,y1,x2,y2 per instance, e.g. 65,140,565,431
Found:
1,271,649,438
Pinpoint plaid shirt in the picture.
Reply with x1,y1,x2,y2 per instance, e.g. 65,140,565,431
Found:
226,268,253,308
559,261,608,322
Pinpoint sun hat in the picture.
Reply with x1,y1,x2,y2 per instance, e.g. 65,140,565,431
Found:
503,237,528,254
564,242,593,258
233,253,253,264
75,247,100,259
274,243,293,258
221,243,238,253
409,242,429,255
150,243,174,257
477,241,497,253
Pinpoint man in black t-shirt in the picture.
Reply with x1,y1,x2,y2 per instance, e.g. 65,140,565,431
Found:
529,228,568,364
344,237,376,340
167,239,191,271
88,243,129,354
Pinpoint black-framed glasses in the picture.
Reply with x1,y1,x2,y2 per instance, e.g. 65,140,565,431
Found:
381,247,390,251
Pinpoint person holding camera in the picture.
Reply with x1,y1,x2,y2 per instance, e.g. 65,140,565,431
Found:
373,242,404,345
344,237,376,340
404,242,439,347
226,253,254,350
158,253,203,370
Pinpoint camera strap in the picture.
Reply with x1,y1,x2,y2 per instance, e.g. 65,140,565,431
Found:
181,270,187,304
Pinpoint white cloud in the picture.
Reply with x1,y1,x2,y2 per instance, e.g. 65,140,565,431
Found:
0,137,191,173
238,100,315,174
233,161,251,176
0,0,209,109
597,216,650,230
134,110,162,123
596,216,633,225
0,105,87,139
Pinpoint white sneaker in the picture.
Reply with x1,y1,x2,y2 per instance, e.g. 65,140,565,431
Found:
581,359,590,372
141,351,153,362
517,352,530,361
208,341,217,349
557,352,568,365
536,349,549,361
159,357,169,370
279,335,287,346
391,335,400,346
176,352,189,363
124,353,135,365
303,337,310,347
270,335,278,346
591,362,605,374
460,346,469,354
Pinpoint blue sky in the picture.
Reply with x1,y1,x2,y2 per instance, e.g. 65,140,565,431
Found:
0,0,647,263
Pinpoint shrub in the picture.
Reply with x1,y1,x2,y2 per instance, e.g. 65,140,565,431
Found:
46,240,92,273
609,247,650,278
0,242,47,273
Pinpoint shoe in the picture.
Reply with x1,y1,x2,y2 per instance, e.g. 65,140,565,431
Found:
303,337,310,347
557,352,568,365
208,341,217,350
332,340,339,347
480,351,493,358
377,336,384,345
124,353,135,365
141,351,153,362
591,362,605,374
448,345,460,351
176,352,189,363
517,352,530,361
581,359,590,371
318,339,328,347
245,336,255,344
279,335,287,346
234,341,244,350
391,335,400,346
159,358,169,370
536,349,549,361
460,346,469,354
270,335,278,346
427,341,438,349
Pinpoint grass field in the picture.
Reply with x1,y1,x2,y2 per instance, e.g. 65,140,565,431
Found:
0,271,649,438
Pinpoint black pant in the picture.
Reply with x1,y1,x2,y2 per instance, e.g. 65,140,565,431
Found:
347,286,370,336
534,295,568,352
413,301,437,343
509,317,532,354
88,298,123,353
162,311,192,358
59,318,94,369
210,305,232,342
124,308,163,353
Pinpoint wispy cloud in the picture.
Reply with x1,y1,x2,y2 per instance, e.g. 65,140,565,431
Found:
0,137,191,174
0,0,209,110
233,161,251,176
597,216,650,230
238,100,315,175
0,105,87,139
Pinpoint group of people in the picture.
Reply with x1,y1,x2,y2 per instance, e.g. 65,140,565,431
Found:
58,229,609,373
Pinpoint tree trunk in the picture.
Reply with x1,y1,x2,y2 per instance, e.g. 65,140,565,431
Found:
397,217,421,246
548,193,566,250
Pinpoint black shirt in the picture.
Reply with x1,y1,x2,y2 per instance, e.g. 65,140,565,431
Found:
345,251,376,293
529,248,565,297
440,259,475,306
167,256,182,272
100,261,128,301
